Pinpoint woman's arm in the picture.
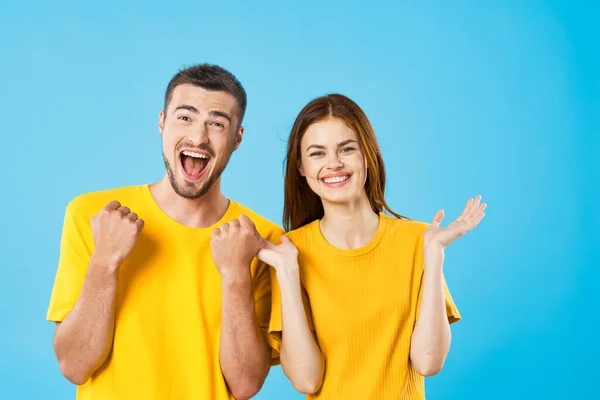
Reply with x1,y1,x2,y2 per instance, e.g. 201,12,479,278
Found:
410,247,450,376
410,196,486,376
258,236,324,394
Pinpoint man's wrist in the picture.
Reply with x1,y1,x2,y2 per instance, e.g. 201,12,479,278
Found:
220,266,252,288
90,252,120,275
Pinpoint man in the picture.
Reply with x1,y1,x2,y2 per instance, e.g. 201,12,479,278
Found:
47,64,283,400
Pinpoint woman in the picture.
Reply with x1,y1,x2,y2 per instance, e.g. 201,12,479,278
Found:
259,94,486,399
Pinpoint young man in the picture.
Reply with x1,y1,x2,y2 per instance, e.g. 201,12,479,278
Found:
47,64,282,400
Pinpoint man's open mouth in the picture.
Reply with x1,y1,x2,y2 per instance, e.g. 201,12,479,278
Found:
180,150,210,180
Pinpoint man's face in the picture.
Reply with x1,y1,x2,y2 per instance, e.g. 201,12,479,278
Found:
159,84,243,199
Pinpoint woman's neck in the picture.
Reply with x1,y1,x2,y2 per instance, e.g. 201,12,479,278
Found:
320,195,380,250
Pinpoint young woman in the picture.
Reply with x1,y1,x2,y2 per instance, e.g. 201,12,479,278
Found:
259,94,486,399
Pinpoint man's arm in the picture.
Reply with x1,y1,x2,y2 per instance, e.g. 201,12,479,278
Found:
219,275,271,399
211,215,271,399
54,256,119,384
52,201,144,385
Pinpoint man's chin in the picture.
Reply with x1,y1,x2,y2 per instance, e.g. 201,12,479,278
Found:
169,174,210,200
166,157,228,201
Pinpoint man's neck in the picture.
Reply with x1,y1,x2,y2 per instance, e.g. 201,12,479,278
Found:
149,176,230,229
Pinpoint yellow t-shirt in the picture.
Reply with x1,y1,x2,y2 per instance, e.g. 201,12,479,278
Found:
268,214,460,400
47,184,283,400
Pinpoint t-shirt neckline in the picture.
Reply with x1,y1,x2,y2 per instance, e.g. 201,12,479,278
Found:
142,184,238,232
314,213,388,257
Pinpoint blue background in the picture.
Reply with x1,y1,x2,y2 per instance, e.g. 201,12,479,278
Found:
1,0,597,399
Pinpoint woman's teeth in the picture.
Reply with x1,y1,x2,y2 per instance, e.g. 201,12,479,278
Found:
322,175,350,183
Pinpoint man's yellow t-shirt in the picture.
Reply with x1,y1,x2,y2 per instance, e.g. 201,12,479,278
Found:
47,184,283,400
268,214,460,400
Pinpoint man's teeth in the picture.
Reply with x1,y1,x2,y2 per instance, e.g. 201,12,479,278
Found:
322,176,350,183
182,151,209,159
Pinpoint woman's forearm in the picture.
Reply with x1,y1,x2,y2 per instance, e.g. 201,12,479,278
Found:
410,247,451,376
278,268,324,394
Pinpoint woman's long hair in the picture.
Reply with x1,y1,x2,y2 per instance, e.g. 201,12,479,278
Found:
283,94,407,231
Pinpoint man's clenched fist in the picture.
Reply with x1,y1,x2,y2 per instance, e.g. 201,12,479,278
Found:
91,200,144,267
210,214,265,280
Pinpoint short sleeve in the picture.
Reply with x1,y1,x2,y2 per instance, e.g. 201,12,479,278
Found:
415,274,461,324
47,199,94,322
413,224,461,324
252,227,285,366
267,263,314,360
442,278,461,324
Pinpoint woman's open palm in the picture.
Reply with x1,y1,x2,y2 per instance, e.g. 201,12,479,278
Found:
423,195,487,248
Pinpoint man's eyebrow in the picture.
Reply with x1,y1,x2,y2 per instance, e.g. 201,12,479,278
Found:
172,106,233,124
210,110,232,123
173,104,199,113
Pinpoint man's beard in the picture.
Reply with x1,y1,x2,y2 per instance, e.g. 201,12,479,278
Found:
163,151,232,200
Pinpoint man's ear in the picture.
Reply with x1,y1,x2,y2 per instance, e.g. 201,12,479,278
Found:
232,125,244,151
158,110,165,134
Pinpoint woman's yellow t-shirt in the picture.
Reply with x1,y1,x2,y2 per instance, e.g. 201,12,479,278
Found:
269,214,460,400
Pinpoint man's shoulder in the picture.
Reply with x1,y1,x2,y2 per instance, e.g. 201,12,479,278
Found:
66,185,146,217
231,201,284,239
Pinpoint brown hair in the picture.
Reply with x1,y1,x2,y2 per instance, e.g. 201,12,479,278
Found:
283,94,408,231
164,64,247,126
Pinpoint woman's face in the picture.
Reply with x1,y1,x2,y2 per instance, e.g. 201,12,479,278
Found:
299,117,368,205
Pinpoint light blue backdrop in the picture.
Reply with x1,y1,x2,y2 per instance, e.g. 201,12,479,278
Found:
1,0,597,399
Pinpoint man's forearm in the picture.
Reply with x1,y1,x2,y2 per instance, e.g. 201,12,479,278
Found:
219,272,270,400
54,256,118,385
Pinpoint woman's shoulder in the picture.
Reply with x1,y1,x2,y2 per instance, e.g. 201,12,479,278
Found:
286,220,320,241
382,214,430,238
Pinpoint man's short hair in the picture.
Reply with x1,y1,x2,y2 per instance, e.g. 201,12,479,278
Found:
164,64,247,125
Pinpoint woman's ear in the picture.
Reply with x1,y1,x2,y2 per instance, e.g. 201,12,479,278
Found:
298,162,306,177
